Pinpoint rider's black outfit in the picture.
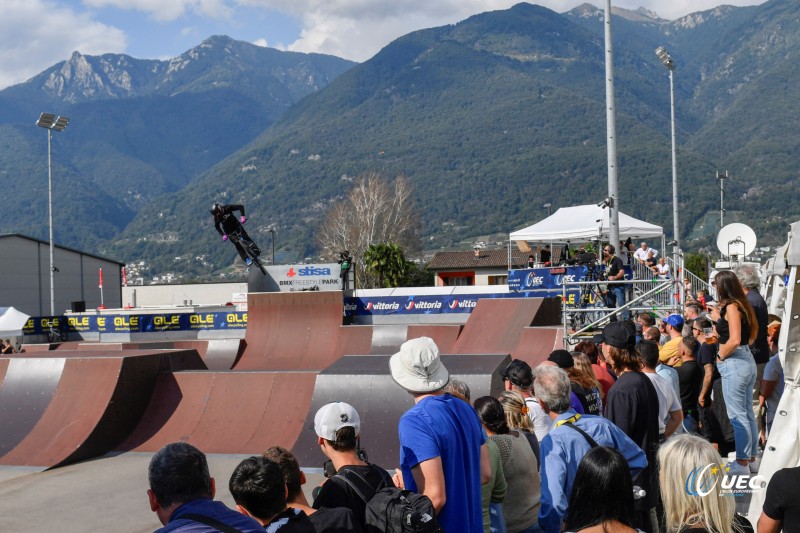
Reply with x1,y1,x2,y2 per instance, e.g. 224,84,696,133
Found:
213,204,259,261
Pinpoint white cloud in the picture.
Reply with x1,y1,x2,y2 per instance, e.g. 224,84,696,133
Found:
242,0,765,61
0,0,126,89
83,0,233,21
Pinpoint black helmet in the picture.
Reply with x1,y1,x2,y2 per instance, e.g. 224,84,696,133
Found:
211,203,222,215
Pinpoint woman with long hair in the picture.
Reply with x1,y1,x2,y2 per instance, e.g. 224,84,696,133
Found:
498,390,540,468
474,396,542,533
574,340,615,396
570,352,604,408
563,446,639,532
708,270,759,474
659,434,752,533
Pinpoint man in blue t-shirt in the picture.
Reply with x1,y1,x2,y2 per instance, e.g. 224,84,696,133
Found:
389,337,490,532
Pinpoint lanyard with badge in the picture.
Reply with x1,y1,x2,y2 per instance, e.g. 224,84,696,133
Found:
553,413,582,428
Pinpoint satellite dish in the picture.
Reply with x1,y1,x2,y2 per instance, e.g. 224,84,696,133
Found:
716,223,757,258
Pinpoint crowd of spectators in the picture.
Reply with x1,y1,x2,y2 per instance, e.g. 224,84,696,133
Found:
145,266,793,533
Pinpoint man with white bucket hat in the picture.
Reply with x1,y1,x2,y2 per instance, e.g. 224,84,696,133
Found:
390,337,490,532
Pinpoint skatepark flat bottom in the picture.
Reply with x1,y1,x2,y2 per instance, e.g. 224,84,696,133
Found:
0,453,328,533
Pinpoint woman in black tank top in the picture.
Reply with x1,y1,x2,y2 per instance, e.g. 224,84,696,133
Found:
708,270,759,473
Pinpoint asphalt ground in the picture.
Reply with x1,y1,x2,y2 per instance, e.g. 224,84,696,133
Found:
0,452,328,533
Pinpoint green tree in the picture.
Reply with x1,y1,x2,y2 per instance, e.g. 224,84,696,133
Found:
364,243,409,288
402,262,435,287
684,252,708,280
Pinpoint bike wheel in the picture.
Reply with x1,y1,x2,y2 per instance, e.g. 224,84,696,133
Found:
47,330,56,343
59,329,69,342
252,255,267,275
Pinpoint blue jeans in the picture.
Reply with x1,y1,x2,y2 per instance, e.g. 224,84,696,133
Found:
606,286,629,321
682,412,699,434
718,345,758,460
489,502,507,533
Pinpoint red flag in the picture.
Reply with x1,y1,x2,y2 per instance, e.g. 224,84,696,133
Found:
121,267,127,287
99,268,103,288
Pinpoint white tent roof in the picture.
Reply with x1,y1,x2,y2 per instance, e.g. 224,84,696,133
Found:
0,307,30,337
510,204,663,243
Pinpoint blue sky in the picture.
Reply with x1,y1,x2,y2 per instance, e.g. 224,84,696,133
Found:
0,0,766,90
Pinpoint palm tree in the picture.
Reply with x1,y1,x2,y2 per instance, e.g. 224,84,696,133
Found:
363,243,408,288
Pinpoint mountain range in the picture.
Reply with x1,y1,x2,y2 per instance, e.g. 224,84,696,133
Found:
0,1,798,281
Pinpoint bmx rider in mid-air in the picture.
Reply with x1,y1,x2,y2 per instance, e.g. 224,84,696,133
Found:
211,203,260,266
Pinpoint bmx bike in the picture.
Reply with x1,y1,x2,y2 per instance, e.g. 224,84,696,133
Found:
46,320,69,343
227,227,267,275
569,263,609,331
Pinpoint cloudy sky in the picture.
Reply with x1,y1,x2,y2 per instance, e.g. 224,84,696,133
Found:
0,0,767,90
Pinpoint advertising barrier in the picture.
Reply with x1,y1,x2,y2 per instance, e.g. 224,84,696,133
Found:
24,311,248,336
344,291,554,317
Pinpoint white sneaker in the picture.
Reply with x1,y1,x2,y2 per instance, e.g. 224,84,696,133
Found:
749,457,761,474
725,461,750,476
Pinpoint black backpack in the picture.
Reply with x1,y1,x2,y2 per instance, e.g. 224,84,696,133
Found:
333,468,442,533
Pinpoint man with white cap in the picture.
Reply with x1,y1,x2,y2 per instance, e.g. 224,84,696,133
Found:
312,402,392,528
390,337,490,533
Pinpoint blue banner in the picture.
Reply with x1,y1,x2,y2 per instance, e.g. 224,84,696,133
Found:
24,311,249,335
344,292,562,317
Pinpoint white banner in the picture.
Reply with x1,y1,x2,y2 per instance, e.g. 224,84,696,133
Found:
264,263,342,292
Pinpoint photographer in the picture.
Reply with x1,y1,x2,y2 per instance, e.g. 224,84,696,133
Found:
602,244,628,321
312,402,392,528
338,251,353,290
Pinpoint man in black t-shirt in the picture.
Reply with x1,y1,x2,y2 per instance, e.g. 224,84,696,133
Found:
676,336,703,433
264,446,362,533
312,402,392,528
759,465,800,532
601,321,660,532
602,244,628,321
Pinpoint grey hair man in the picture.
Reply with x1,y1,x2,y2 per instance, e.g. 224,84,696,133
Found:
535,365,647,533
147,442,263,533
443,378,471,402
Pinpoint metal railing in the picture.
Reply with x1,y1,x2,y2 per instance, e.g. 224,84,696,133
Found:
562,278,677,346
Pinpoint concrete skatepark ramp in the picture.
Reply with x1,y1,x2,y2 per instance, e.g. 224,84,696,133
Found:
117,370,317,454
0,350,203,468
451,297,562,366
1,292,563,469
235,291,345,370
292,354,510,468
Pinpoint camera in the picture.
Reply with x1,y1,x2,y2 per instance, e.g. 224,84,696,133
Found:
322,446,369,478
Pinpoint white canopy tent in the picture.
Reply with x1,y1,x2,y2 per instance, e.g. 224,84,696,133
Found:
0,306,29,338
510,204,664,243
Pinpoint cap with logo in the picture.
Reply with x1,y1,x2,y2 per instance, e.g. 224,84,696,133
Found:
314,402,361,441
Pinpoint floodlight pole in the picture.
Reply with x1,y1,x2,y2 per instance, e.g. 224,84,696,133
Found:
604,0,620,251
717,170,727,228
36,113,69,316
656,46,682,306
269,228,276,264
47,128,54,315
